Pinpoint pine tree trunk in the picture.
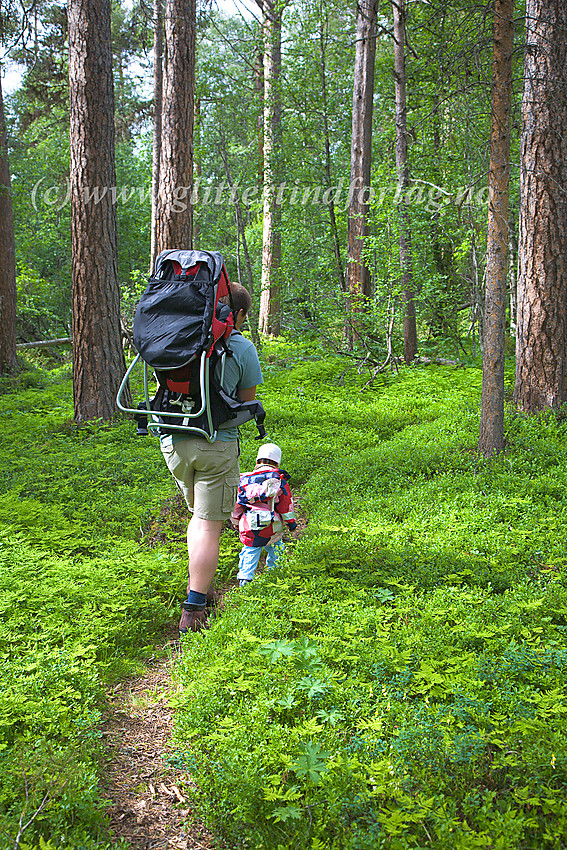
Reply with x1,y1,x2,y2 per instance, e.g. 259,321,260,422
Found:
68,0,129,421
150,0,163,272
393,0,417,365
514,0,567,412
155,0,195,253
478,0,515,457
346,0,377,325
258,0,282,337
0,73,17,374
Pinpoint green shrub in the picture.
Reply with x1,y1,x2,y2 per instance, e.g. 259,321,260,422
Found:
173,356,567,849
6,350,567,848
0,366,182,847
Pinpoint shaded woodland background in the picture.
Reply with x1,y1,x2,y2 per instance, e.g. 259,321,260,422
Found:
0,0,566,452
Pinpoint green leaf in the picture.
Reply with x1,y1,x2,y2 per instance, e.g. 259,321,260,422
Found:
276,692,297,709
292,741,330,785
297,676,327,698
258,640,296,662
316,707,344,726
271,804,303,823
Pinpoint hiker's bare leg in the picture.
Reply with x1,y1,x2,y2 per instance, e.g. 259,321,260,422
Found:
186,516,223,595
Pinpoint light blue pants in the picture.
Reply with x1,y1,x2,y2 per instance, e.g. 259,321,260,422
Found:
237,540,285,581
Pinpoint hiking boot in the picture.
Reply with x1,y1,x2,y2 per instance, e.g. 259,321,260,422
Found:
206,588,221,610
179,602,208,635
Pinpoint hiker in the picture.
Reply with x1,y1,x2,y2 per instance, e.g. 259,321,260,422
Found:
159,282,263,634
231,443,297,585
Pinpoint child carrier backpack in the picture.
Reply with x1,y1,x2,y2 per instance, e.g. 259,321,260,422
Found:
237,469,283,531
116,249,266,441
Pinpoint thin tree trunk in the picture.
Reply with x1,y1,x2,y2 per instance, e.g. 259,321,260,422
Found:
0,72,17,374
255,48,264,189
346,0,377,331
155,0,195,253
193,97,201,248
319,3,346,294
68,0,129,421
218,136,262,349
469,218,481,358
150,0,163,272
508,217,518,336
478,0,514,457
393,0,417,365
258,0,282,336
235,222,242,283
514,0,567,412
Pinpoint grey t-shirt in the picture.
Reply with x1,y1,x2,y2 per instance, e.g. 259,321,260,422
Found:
214,330,263,441
162,330,263,445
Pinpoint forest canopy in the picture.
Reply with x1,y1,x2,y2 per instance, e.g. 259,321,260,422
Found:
3,0,523,359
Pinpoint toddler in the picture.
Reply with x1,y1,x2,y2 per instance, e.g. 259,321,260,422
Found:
232,443,297,585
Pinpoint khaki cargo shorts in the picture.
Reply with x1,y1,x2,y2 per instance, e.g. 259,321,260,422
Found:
160,435,240,521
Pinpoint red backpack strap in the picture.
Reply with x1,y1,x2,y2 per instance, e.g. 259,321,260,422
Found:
207,263,235,356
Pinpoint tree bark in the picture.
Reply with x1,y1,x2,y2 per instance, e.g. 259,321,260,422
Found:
150,0,163,272
478,0,515,457
255,48,264,189
0,72,17,374
218,135,262,350
514,0,567,412
393,0,417,365
346,0,377,324
258,0,282,336
68,0,129,421
155,0,195,253
319,7,346,294
193,96,202,248
508,216,518,336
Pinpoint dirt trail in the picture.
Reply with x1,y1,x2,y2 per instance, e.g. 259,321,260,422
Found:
100,490,306,848
100,629,216,850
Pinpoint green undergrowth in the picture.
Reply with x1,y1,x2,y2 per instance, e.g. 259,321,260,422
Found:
0,364,185,849
4,344,567,848
173,344,567,849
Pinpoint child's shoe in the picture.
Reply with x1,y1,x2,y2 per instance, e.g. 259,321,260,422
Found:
239,579,252,587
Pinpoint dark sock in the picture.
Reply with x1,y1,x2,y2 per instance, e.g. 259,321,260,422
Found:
186,590,207,606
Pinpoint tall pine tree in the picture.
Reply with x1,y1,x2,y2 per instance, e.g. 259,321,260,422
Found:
68,0,129,420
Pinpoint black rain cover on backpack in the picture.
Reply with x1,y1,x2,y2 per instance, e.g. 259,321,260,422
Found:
128,248,266,440
133,249,228,370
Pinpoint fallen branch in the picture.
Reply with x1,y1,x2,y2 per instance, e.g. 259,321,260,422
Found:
417,356,460,366
13,757,63,850
171,784,186,803
16,337,72,349
13,791,51,849
17,329,133,351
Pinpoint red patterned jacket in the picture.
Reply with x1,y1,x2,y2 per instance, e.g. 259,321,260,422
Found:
231,464,297,547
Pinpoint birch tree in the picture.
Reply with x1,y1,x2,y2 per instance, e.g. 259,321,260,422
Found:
478,0,515,457
0,70,17,374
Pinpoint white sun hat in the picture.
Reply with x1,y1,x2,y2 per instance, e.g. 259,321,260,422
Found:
256,443,282,465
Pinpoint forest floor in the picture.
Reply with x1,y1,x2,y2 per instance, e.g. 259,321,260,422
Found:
100,627,217,850
99,492,307,849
